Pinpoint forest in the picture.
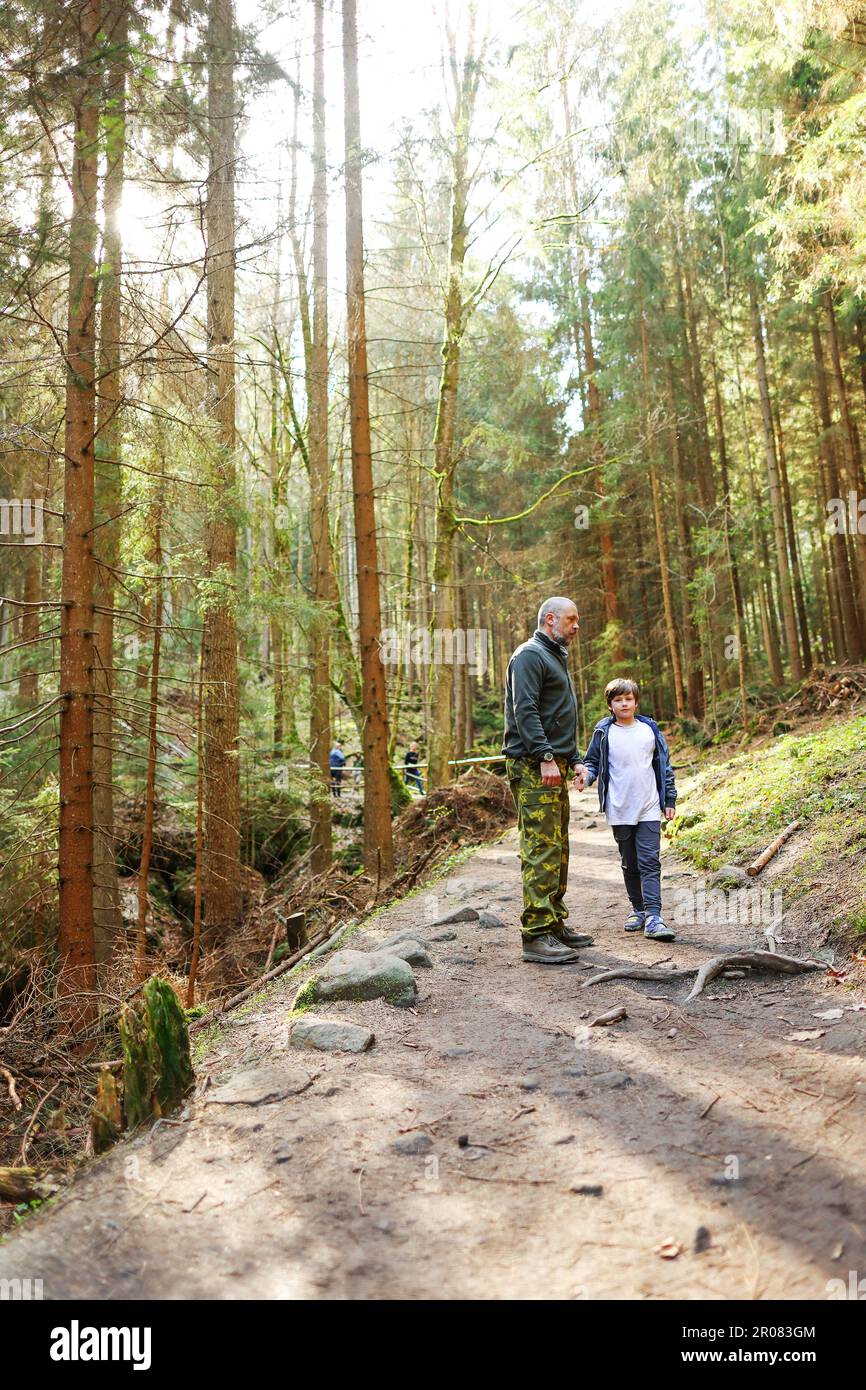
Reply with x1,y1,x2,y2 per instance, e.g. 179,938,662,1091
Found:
0,0,865,1298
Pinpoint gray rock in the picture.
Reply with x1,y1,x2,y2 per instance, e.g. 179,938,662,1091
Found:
570,1183,604,1197
428,906,479,926
519,1075,542,1092
477,910,506,929
392,1133,433,1156
443,955,475,967
709,865,750,889
378,927,430,950
383,939,433,969
428,929,457,942
441,1046,473,1058
309,949,417,1008
208,1064,314,1106
289,1018,374,1054
585,820,598,828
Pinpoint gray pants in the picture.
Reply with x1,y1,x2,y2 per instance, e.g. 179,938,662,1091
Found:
611,821,661,917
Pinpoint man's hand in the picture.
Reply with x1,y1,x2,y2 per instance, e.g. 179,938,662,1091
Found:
540,759,562,787
665,806,676,822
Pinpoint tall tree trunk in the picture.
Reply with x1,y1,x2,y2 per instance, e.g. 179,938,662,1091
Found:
812,318,864,658
57,0,101,1026
639,308,685,717
308,0,334,873
136,510,163,981
823,291,866,615
343,0,393,878
772,398,812,671
203,0,242,939
711,358,748,720
270,324,285,755
855,316,866,418
18,462,42,705
675,254,716,511
749,280,802,683
560,76,621,652
667,359,704,718
92,0,128,962
427,10,483,787
388,463,418,761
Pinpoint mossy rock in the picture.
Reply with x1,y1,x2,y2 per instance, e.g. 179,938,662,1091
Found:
290,975,318,1016
293,949,417,1010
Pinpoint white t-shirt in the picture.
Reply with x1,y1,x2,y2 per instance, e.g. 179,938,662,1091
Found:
605,720,660,825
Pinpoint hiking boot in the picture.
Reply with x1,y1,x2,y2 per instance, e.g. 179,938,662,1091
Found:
624,910,646,932
644,915,676,942
558,926,595,947
522,932,581,964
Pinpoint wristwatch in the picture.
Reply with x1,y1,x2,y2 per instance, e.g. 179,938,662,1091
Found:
542,752,555,763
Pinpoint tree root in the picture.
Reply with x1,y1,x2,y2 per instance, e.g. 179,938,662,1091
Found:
581,965,695,989
581,951,824,1005
683,951,823,1003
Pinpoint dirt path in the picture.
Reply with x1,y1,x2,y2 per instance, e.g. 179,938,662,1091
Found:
2,794,864,1300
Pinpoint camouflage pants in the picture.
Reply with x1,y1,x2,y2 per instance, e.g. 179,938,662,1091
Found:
506,756,571,939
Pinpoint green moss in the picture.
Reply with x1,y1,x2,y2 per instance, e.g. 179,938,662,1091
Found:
289,975,318,1016
669,713,866,916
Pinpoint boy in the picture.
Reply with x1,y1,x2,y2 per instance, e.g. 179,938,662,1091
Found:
582,678,677,941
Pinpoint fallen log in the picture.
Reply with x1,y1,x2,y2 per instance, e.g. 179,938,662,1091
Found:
747,820,800,876
581,951,824,1005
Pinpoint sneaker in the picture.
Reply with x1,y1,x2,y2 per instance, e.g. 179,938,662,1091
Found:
624,911,646,933
644,915,676,941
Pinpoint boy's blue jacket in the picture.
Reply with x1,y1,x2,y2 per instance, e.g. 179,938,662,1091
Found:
582,714,677,813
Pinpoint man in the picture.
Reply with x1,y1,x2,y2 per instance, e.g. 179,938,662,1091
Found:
502,597,592,964
329,740,346,797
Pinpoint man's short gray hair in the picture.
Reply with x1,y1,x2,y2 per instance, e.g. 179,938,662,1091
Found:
538,596,576,629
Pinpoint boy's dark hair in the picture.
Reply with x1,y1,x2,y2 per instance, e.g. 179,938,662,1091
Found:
605,677,640,708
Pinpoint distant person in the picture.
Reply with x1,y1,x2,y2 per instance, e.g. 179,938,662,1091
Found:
350,751,362,786
404,741,423,794
329,741,346,797
583,678,678,941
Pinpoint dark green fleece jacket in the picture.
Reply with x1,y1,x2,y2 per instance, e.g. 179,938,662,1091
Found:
501,629,580,765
